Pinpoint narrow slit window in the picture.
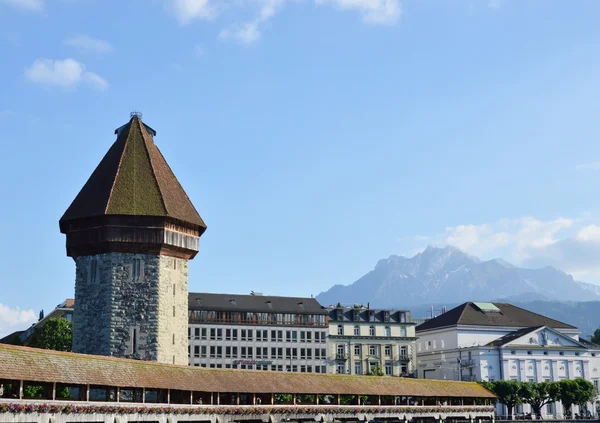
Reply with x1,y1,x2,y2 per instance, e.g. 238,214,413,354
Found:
132,259,142,282
132,328,138,354
90,259,97,283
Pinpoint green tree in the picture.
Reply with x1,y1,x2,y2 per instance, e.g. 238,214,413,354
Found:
521,381,561,418
591,328,600,346
559,379,595,418
481,380,524,419
28,318,73,351
367,365,384,376
339,395,356,405
273,393,292,404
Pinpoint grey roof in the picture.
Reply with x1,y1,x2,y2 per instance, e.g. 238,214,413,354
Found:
327,306,414,324
188,293,327,315
416,302,576,332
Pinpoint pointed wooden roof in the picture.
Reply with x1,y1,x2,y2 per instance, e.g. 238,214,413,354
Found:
60,116,206,232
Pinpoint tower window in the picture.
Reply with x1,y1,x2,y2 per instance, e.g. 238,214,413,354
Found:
173,306,176,317
172,334,175,345
130,327,138,355
173,284,176,296
89,259,98,283
132,259,142,282
173,259,177,270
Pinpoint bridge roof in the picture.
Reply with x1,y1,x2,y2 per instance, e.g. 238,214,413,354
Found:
0,344,493,398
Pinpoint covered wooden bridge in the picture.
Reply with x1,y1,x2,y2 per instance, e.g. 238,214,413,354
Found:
0,344,495,423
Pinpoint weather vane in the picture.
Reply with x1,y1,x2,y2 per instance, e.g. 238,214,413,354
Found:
130,110,143,119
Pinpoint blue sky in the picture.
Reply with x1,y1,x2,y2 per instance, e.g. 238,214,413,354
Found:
1,0,600,336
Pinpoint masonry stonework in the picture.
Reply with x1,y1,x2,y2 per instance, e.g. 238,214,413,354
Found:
73,253,189,365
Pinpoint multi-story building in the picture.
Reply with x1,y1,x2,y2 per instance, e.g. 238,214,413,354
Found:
326,305,417,377
19,299,74,344
416,301,600,417
188,293,329,372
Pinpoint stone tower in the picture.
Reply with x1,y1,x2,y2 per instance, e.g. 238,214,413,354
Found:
59,114,206,365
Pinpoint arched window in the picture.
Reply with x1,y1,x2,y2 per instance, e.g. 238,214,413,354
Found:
384,326,391,337
337,325,343,335
354,325,360,336
369,326,375,336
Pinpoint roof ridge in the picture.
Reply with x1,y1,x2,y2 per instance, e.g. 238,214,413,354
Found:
456,302,471,323
104,120,131,214
137,117,168,216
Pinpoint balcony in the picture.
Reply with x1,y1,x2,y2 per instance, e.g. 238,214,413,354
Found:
335,353,348,361
460,359,475,367
399,355,411,362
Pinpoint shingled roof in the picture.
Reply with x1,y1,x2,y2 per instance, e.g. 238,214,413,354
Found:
0,344,494,398
189,293,327,315
416,302,576,332
60,115,206,231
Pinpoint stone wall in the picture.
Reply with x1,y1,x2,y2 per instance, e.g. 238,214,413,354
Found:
73,253,188,365
157,255,189,365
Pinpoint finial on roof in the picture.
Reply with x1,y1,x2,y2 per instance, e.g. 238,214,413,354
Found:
130,111,143,120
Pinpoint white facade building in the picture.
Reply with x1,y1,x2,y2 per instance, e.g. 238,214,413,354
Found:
327,305,417,376
188,293,329,373
416,302,600,418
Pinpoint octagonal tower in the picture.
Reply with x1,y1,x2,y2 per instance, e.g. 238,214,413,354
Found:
59,114,206,365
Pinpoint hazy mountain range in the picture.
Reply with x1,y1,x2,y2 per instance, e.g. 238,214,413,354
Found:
316,246,600,335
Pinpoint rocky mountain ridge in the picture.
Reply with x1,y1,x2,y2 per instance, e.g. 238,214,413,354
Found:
316,246,600,308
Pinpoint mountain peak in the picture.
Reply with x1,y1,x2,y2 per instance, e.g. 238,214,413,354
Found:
316,246,600,308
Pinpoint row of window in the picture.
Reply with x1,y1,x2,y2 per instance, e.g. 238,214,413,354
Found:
190,346,329,360
188,310,327,327
188,327,327,343
336,344,409,358
193,363,329,373
336,325,407,337
509,350,594,357
335,362,409,376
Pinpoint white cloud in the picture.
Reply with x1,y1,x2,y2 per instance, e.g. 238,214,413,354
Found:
168,0,216,24
576,224,600,242
315,0,401,25
433,217,574,260
219,0,284,45
1,0,43,12
24,58,108,91
411,215,600,283
576,161,600,170
64,35,113,54
169,0,402,45
0,304,36,338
